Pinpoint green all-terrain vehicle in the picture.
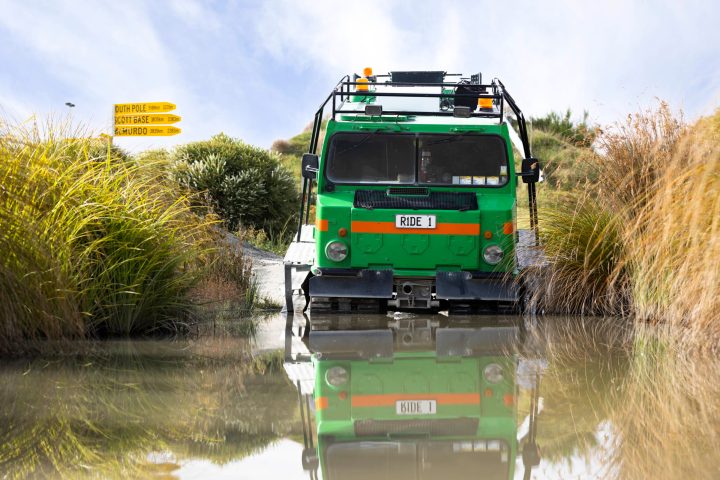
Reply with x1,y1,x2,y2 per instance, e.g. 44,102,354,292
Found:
284,70,541,313
292,322,542,479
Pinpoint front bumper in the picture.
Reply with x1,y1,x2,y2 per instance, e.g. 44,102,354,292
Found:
310,269,519,303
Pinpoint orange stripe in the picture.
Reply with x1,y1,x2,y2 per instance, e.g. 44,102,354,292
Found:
351,393,481,407
503,221,514,235
315,396,328,410
316,218,328,232
351,221,480,235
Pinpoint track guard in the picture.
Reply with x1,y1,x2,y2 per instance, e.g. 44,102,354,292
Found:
436,271,518,302
309,269,393,299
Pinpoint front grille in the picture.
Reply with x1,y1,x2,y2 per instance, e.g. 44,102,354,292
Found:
354,190,478,210
387,187,429,196
355,418,479,436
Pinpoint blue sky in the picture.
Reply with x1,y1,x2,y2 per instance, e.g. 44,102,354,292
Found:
0,0,718,152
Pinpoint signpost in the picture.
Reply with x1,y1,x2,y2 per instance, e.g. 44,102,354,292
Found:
114,114,181,125
114,102,176,114
111,102,181,138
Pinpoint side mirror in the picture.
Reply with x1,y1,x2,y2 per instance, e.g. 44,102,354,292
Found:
519,157,541,184
301,153,319,180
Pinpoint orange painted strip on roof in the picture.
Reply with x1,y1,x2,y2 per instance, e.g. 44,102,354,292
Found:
351,221,480,236
316,396,329,410
351,392,481,407
316,218,328,232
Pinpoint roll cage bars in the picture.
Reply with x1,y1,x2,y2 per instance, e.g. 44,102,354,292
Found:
297,73,539,243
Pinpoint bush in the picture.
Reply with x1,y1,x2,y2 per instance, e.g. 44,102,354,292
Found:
531,109,598,148
171,133,299,234
531,129,597,190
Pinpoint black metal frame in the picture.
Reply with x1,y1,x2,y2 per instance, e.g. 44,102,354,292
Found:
296,73,539,243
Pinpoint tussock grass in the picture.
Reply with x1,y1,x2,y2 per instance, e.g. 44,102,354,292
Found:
0,119,219,352
528,193,629,315
530,102,719,335
628,110,720,333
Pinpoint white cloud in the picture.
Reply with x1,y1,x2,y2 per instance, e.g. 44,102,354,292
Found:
0,0,717,151
248,0,720,127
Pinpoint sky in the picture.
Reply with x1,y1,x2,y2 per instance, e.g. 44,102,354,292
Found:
0,0,718,152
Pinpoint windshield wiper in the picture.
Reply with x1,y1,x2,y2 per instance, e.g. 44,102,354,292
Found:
424,131,473,146
333,133,374,157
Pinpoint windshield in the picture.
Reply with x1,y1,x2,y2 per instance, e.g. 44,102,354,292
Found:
326,133,415,184
325,133,508,186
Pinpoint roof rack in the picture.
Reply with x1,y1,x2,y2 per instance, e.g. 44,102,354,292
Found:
298,72,539,243
307,72,532,160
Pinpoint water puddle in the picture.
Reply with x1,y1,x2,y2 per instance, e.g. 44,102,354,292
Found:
1,315,718,479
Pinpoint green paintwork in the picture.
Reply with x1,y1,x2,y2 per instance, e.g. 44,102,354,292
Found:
313,351,518,479
312,117,518,277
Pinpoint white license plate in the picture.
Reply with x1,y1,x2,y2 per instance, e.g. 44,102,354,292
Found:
396,400,437,415
395,214,436,229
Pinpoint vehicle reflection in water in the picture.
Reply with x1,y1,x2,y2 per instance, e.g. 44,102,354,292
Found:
286,314,544,480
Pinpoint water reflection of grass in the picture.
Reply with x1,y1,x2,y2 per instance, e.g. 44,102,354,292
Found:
520,318,630,463
0,341,298,479
614,326,720,480
523,318,720,479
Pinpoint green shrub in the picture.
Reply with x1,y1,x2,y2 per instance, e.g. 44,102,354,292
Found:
531,129,597,189
531,109,597,147
171,133,299,233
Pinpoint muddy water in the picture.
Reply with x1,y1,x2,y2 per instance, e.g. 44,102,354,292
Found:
1,314,718,479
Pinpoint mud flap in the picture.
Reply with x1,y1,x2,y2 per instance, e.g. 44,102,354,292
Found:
435,271,519,302
309,269,393,299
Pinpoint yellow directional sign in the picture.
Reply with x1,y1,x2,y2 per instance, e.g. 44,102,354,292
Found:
114,102,176,114
114,126,182,137
114,114,182,125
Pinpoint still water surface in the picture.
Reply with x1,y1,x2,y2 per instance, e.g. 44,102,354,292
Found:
1,314,718,479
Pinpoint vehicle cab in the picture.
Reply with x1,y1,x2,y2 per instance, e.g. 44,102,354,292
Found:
291,70,541,313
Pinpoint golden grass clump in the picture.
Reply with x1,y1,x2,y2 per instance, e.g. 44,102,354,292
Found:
0,119,219,352
592,103,686,212
529,193,630,315
629,109,720,332
529,102,720,330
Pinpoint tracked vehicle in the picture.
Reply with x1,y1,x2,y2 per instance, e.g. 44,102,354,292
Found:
284,70,541,313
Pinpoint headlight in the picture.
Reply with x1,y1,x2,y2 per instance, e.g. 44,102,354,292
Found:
483,245,504,265
484,363,504,383
325,241,348,262
325,366,349,386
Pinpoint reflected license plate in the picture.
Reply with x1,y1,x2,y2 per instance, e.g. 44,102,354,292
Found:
396,400,437,415
395,214,436,229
